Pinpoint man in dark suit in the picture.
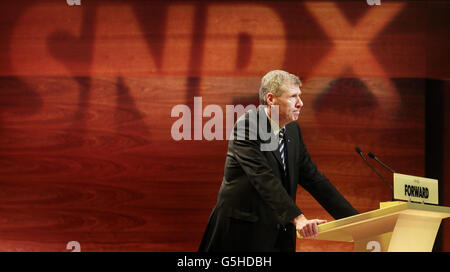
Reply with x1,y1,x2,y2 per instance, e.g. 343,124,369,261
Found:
199,70,358,252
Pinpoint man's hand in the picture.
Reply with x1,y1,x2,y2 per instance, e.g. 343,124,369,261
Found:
292,214,327,239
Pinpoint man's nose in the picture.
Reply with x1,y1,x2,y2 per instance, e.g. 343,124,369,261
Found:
296,97,303,108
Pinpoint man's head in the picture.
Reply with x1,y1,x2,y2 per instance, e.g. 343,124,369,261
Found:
259,70,304,127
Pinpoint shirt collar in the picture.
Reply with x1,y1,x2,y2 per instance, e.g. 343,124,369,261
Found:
263,106,284,135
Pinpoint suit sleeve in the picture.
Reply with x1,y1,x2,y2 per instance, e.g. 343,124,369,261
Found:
230,119,302,225
295,124,359,219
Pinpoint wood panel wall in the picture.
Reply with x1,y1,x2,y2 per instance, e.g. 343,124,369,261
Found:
0,0,448,252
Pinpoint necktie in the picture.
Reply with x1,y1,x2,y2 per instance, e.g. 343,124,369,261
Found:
278,128,287,174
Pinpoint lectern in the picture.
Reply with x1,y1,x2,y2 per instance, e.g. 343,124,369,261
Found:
300,201,450,252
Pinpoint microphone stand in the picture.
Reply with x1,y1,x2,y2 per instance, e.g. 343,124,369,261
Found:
355,147,394,201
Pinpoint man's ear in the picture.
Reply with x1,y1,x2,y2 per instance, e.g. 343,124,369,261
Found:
266,92,274,106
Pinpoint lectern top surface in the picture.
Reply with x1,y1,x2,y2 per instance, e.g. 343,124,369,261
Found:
305,201,450,242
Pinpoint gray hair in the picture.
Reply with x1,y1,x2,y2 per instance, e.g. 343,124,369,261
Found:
259,70,301,105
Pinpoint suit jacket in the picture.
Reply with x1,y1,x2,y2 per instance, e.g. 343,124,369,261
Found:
198,106,358,252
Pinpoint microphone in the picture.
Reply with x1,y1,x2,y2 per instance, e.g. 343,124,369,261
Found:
368,152,395,173
355,146,393,199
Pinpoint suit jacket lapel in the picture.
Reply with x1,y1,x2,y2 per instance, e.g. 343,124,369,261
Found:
285,126,296,195
257,107,295,196
272,147,283,169
257,106,284,167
